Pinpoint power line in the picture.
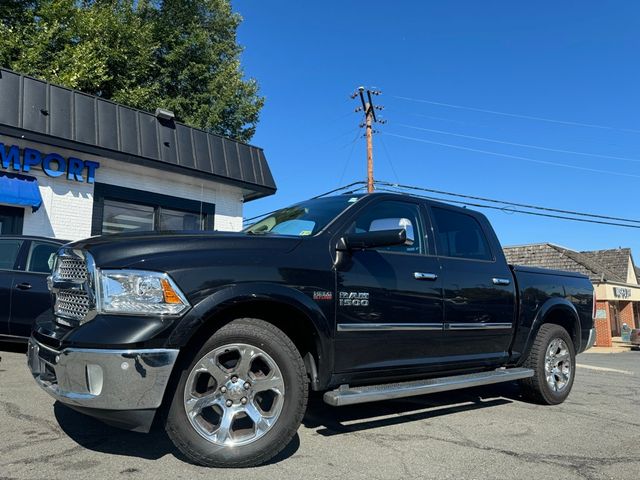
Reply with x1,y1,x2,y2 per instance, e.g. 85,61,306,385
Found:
392,95,640,134
337,129,362,186
397,123,640,164
374,186,640,230
378,134,401,184
243,179,640,230
243,181,367,224
384,131,640,179
376,180,640,225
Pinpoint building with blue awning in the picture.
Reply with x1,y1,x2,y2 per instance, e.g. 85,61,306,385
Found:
0,68,276,239
0,173,43,212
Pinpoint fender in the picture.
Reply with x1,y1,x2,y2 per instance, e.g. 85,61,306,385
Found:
515,297,582,366
166,282,334,385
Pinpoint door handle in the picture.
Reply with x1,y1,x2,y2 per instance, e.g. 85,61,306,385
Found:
414,272,438,281
15,282,32,290
492,278,511,286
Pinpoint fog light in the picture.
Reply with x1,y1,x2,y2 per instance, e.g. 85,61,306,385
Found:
85,364,103,395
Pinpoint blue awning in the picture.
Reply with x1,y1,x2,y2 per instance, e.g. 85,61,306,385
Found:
0,173,43,212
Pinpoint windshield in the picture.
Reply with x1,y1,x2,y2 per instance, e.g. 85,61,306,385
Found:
244,195,362,236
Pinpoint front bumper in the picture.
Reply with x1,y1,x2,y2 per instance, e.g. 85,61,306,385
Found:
28,337,178,430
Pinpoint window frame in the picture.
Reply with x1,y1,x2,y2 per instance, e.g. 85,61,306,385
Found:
92,183,216,235
25,240,62,274
0,238,26,272
428,205,496,263
342,198,431,257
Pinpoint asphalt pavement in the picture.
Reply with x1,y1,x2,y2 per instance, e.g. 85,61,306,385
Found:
1,343,638,480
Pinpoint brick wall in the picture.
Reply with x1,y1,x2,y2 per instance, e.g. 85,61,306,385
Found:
21,165,95,241
594,300,612,347
618,301,636,329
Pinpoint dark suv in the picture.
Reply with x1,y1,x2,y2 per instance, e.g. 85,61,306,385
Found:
0,235,65,341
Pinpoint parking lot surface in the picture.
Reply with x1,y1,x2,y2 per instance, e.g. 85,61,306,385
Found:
1,344,638,480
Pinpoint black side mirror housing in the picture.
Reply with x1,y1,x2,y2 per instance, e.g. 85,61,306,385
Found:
337,228,409,251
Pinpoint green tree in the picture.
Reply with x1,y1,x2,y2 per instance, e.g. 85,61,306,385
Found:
0,0,263,142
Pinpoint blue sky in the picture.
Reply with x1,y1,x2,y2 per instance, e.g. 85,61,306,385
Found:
236,1,640,254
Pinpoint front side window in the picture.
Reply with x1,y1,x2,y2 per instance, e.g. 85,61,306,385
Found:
0,239,23,270
26,242,59,273
346,201,425,254
432,207,492,261
245,195,362,236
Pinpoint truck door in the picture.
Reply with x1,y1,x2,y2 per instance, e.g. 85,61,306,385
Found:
334,199,444,374
429,205,516,367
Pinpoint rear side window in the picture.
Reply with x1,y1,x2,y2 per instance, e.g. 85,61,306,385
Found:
0,239,23,270
26,242,59,273
432,207,492,261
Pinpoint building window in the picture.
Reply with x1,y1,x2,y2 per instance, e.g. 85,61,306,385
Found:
92,183,215,236
159,208,203,231
103,200,155,235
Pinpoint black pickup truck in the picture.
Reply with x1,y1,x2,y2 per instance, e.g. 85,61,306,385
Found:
28,192,595,467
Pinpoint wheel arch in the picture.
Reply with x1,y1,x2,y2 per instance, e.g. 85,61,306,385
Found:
167,283,333,390
521,298,582,361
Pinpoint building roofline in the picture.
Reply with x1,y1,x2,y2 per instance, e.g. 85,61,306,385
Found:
503,241,627,283
0,68,276,201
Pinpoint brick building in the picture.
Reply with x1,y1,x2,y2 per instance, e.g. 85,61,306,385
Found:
503,243,639,347
0,68,276,240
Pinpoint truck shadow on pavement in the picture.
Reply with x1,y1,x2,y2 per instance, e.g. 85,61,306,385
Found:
53,403,301,466
52,382,522,465
303,382,521,436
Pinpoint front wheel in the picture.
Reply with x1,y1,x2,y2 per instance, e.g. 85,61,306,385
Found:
520,323,576,405
165,318,308,467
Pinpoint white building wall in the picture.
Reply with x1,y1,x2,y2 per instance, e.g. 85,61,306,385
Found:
1,135,245,241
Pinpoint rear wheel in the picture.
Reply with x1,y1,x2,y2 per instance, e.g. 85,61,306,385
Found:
165,318,308,467
520,323,576,404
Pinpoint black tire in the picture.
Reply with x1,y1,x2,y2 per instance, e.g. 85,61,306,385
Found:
164,318,308,467
520,323,576,405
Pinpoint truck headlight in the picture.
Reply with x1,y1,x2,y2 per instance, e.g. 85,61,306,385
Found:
98,270,190,315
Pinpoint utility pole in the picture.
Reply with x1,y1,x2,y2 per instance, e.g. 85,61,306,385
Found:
351,86,385,193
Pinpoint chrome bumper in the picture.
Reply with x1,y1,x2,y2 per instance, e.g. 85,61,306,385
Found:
27,338,178,411
586,327,597,350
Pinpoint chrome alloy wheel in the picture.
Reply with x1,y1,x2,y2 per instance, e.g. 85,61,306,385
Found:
544,338,572,392
183,343,285,447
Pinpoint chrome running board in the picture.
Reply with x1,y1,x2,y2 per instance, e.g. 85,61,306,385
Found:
323,368,534,406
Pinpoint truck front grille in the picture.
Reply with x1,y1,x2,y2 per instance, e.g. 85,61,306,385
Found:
57,257,88,283
54,289,91,321
51,250,95,325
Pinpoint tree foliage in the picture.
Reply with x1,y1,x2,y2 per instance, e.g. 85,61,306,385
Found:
0,0,263,142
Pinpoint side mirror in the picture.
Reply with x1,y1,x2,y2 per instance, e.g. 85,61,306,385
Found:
337,228,410,251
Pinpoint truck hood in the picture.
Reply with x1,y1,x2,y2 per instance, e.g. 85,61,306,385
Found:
66,231,303,268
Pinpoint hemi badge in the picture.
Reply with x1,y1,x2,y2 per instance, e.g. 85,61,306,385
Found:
313,291,333,301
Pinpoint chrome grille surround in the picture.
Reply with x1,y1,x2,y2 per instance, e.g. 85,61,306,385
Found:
49,248,98,326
